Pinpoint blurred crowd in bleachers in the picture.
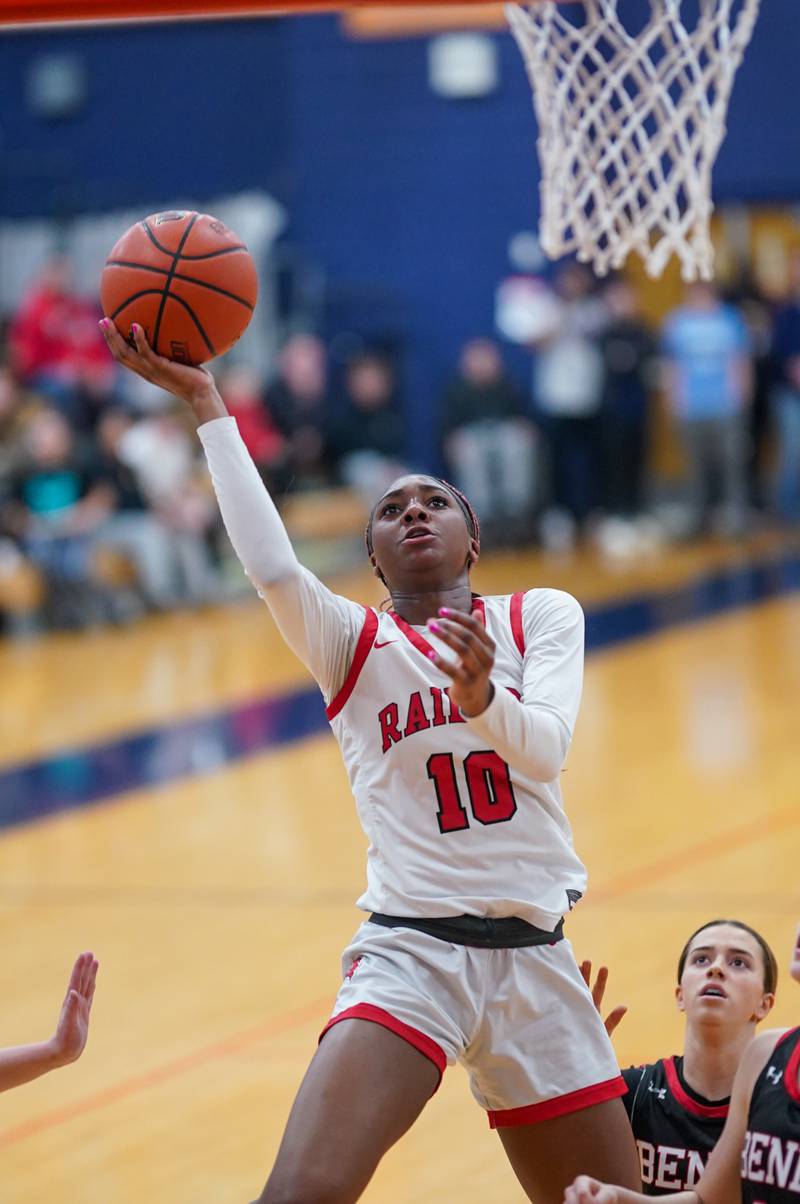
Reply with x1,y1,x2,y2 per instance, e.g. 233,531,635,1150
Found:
1,245,800,637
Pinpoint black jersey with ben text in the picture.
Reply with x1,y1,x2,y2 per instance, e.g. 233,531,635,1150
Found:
742,1027,800,1203
622,1056,729,1195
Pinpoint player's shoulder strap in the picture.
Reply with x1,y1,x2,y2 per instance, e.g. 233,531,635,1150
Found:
325,606,379,721
509,590,527,657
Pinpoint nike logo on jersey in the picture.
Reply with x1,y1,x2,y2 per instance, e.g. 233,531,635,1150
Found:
373,639,396,649
765,1066,783,1085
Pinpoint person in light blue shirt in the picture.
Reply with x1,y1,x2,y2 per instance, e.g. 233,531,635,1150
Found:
663,282,752,537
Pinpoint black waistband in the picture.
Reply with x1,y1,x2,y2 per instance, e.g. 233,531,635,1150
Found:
368,912,564,949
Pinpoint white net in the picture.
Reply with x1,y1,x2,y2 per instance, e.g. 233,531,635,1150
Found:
506,0,760,280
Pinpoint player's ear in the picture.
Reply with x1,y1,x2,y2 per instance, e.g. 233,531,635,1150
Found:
753,992,775,1023
467,536,480,569
675,984,686,1014
370,554,387,585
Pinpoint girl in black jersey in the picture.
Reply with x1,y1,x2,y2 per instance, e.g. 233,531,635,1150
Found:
565,923,800,1204
622,919,777,1195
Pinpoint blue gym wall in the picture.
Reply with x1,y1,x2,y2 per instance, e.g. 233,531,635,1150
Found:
0,2,797,466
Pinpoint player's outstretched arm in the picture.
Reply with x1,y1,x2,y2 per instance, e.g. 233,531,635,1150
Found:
0,952,98,1093
100,321,364,701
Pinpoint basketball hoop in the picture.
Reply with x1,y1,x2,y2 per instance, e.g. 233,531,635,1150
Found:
507,0,761,280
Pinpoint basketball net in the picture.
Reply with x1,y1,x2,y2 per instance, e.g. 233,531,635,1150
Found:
507,0,760,280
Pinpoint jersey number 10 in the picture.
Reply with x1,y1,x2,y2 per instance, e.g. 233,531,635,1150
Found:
427,752,518,834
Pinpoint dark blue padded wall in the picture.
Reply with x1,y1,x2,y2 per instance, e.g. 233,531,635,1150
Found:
0,2,795,466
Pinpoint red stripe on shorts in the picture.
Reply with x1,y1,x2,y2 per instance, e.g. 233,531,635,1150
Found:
488,1073,627,1128
319,1003,446,1091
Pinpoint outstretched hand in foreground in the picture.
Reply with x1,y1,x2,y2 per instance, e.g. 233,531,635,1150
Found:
0,951,99,1093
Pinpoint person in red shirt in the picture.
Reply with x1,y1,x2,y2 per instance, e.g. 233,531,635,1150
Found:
9,255,115,425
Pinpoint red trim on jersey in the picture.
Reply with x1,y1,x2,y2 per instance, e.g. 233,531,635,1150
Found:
783,1028,800,1104
391,599,488,660
390,610,436,659
510,591,526,657
319,1004,446,1091
488,1074,627,1129
663,1056,729,1119
325,608,379,720
472,596,486,624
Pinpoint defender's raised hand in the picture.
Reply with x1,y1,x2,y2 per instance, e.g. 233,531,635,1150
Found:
426,606,496,718
51,951,99,1066
580,959,628,1037
0,951,99,1094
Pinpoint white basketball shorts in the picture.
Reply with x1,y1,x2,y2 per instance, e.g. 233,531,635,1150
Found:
319,920,626,1127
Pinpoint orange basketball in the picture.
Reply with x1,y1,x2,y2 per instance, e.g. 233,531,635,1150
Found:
100,210,258,365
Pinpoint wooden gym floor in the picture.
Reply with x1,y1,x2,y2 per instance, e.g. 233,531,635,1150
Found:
0,530,798,1203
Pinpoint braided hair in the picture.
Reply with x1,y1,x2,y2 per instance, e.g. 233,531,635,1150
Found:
365,477,481,586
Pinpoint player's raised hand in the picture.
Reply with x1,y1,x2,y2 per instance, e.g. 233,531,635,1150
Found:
99,319,223,418
426,605,496,718
564,1176,620,1204
580,959,628,1037
50,951,99,1066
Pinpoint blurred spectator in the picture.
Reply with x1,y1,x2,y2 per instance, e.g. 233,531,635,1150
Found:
3,408,114,628
729,274,775,513
217,365,288,495
440,337,536,544
662,281,752,538
771,247,800,524
265,334,334,490
92,409,199,612
8,256,117,434
0,362,29,493
115,410,222,605
329,350,410,505
598,279,658,519
530,262,607,548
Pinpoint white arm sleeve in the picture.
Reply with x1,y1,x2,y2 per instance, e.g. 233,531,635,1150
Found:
465,589,584,782
197,416,365,703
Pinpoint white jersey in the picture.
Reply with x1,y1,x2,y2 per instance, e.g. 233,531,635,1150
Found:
198,418,587,932
326,591,587,930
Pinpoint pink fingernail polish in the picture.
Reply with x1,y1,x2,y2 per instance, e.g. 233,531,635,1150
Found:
427,650,437,660
429,622,440,633
439,607,451,616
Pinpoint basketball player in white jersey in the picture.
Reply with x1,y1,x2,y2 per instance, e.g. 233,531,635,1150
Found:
100,320,640,1204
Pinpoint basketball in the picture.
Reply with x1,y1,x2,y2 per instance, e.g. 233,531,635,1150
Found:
100,210,258,365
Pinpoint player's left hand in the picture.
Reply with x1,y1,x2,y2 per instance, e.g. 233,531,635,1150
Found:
426,606,495,718
49,952,99,1066
580,959,628,1037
